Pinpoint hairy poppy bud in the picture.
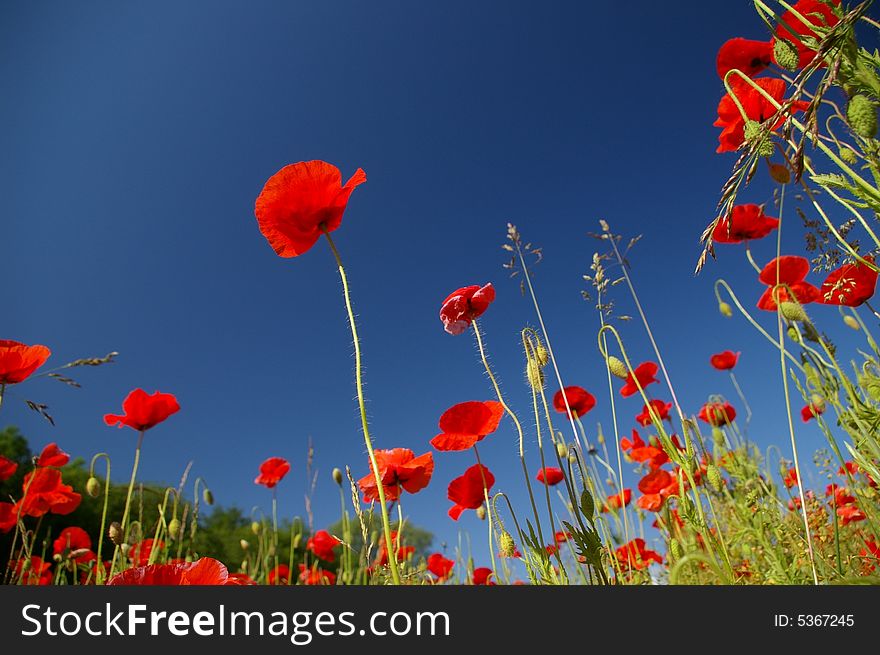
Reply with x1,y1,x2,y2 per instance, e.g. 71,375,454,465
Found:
556,442,569,459
292,534,302,549
535,343,549,367
86,476,101,498
332,468,343,486
744,120,775,157
202,488,214,506
526,359,544,389
669,538,683,560
847,95,877,139
240,539,250,551
251,521,261,535
499,530,516,557
839,148,858,165
773,38,799,71
787,326,800,342
768,163,790,184
843,315,860,330
718,301,733,318
707,464,723,492
606,356,628,379
780,301,807,323
108,522,123,546
167,518,181,540
475,505,486,521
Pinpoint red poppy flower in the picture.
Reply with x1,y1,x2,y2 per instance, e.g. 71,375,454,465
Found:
306,530,341,563
709,351,740,371
108,557,243,585
714,78,809,153
104,389,180,432
614,538,663,571
552,386,596,418
783,467,799,489
801,402,825,422
621,430,669,470
299,564,337,585
838,504,867,526
255,457,291,489
37,442,70,467
254,160,366,258
0,340,51,385
15,556,52,585
427,553,455,581
128,539,164,567
712,205,780,244
439,284,495,335
819,256,878,307
373,530,415,567
448,464,494,520
471,567,495,585
636,469,677,512
757,256,821,310
716,38,773,79
53,526,93,562
620,362,659,397
536,467,564,486
268,564,291,585
601,488,632,512
698,401,737,427
0,501,18,533
18,468,81,518
773,0,841,69
635,399,672,427
554,530,572,544
358,448,434,503
431,400,504,451
0,454,17,482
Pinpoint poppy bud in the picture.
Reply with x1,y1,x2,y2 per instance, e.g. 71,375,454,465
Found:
251,521,261,535
293,534,302,549
743,121,775,157
556,442,568,459
773,38,799,71
847,95,877,139
569,450,578,463
167,518,181,540
332,468,343,486
768,163,790,184
499,530,516,557
606,356,628,380
21,559,32,572
475,505,486,521
202,488,214,506
707,464,723,492
240,539,250,551
718,301,733,318
535,343,549,367
780,301,807,323
839,148,858,165
526,359,544,389
810,394,826,413
185,554,193,563
128,524,141,544
108,522,123,546
53,553,63,563
787,326,800,342
843,315,860,330
669,538,683,560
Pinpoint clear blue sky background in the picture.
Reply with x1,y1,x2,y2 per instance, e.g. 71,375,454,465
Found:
0,1,862,567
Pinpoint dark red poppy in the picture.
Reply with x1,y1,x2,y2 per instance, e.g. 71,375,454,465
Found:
716,38,773,79
299,564,337,585
448,464,494,520
128,539,164,567
373,531,415,567
439,284,495,335
358,448,434,503
712,205,780,244
773,0,841,69
620,362,659,397
0,501,17,533
698,402,737,427
757,256,821,310
306,530,341,563
255,457,291,489
819,256,878,307
536,467,564,486
254,160,366,258
53,526,93,563
268,564,291,585
710,351,740,371
635,399,672,427
431,400,504,451
552,386,596,418
0,340,51,385
37,442,70,468
621,430,669,470
714,78,809,153
18,468,80,518
601,488,632,512
471,567,495,585
427,553,455,581
783,467,799,489
801,401,825,422
0,454,17,482
15,556,52,585
104,389,180,432
614,538,663,571
109,558,243,585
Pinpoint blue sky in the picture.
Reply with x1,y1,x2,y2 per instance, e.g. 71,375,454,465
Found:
0,1,860,567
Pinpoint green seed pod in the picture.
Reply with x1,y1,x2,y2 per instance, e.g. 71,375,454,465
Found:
86,476,101,498
332,468,344,486
669,538,683,560
251,521,261,535
202,488,214,506
707,464,723,492
839,148,858,165
847,95,877,139
773,38,799,71
780,301,807,323
556,442,569,459
108,522,123,546
167,518,181,540
843,315,860,330
606,356,628,379
719,301,733,318
475,505,486,521
499,530,516,557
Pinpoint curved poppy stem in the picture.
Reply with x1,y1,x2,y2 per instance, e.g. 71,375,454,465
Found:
471,445,497,576
110,429,145,574
322,230,400,585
